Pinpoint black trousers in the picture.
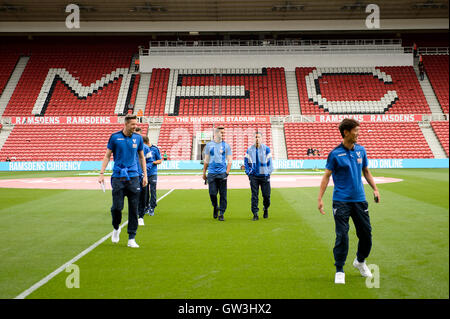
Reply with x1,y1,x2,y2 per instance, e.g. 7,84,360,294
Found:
138,180,149,219
332,201,372,269
249,175,271,215
207,173,228,215
149,175,158,210
111,176,141,239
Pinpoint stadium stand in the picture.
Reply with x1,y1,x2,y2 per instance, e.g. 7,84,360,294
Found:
0,37,447,163
284,122,434,159
145,68,170,116
157,122,273,160
0,51,20,96
0,124,148,161
2,46,136,117
296,66,430,115
145,68,288,116
422,55,449,114
431,121,449,157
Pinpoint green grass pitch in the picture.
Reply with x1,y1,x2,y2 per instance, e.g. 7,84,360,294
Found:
0,169,448,299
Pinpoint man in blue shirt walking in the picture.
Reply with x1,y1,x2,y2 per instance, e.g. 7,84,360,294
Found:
244,132,273,220
137,136,162,225
318,118,380,284
98,114,148,248
134,126,147,226
143,135,162,217
202,127,232,221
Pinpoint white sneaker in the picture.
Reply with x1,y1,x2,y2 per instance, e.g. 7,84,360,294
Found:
335,272,345,284
111,228,121,243
138,218,145,226
353,258,373,278
127,239,140,248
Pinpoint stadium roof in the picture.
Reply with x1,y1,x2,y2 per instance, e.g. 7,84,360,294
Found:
0,0,448,21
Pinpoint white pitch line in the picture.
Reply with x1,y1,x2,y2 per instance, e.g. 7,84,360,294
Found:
14,188,176,299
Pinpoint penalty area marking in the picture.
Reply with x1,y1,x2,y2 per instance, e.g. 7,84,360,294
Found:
14,188,176,299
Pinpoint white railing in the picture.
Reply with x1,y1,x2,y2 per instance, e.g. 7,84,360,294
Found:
140,39,406,56
142,46,408,56
147,39,402,48
418,47,449,55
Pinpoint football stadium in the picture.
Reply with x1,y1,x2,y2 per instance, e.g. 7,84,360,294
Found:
0,0,448,307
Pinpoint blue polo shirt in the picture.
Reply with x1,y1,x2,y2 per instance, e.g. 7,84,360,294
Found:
326,143,368,202
145,144,161,176
107,130,144,179
205,140,232,174
136,149,143,177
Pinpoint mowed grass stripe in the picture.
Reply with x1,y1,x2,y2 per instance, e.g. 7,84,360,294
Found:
284,181,449,299
372,168,449,209
362,186,449,298
0,188,168,299
0,169,447,299
28,188,378,299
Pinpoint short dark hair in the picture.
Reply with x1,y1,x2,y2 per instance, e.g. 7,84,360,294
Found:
124,114,137,123
339,118,360,138
143,136,149,144
135,127,142,132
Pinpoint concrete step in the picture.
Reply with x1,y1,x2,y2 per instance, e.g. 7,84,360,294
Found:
147,124,161,146
285,71,301,115
0,125,14,151
271,124,287,160
134,73,151,115
419,123,447,158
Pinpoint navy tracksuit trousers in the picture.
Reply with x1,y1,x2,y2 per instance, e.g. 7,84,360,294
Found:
207,173,228,215
137,175,157,218
149,175,158,211
138,181,149,219
332,201,372,271
111,176,140,239
249,175,271,215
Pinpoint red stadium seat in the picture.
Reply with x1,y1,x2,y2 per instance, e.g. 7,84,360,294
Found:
3,44,137,117
0,51,20,96
145,68,289,116
295,66,431,115
0,124,148,162
423,55,449,114
284,122,434,159
431,121,449,156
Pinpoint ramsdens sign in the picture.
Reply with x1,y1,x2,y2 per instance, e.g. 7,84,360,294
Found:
315,114,422,123
11,116,119,125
